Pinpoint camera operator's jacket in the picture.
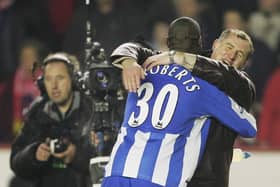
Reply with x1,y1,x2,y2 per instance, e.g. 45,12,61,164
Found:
111,42,256,187
10,91,96,187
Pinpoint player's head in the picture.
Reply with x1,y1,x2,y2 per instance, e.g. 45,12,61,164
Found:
167,16,202,54
42,52,79,107
211,29,254,69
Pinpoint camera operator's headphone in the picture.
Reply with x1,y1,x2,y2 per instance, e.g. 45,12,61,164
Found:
43,53,76,82
37,53,79,98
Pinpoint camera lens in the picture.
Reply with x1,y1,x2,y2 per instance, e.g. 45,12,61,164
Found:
96,71,109,88
49,138,68,154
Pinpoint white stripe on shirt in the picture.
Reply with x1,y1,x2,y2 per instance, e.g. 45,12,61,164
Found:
123,130,151,177
105,127,127,177
180,117,206,186
152,133,179,186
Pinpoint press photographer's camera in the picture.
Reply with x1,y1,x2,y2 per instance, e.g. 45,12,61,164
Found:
49,138,69,154
46,125,72,154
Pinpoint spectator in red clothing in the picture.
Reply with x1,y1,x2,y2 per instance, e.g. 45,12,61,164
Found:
0,0,24,142
12,39,47,137
14,0,78,52
258,67,280,148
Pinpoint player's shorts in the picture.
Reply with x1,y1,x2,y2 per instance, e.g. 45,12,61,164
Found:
101,176,163,187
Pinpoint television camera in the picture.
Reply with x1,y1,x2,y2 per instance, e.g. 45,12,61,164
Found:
75,40,125,136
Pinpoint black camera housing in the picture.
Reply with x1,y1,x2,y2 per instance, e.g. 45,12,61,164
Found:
74,42,121,97
49,138,68,154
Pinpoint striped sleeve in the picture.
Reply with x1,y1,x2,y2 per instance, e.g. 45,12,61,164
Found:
200,82,257,138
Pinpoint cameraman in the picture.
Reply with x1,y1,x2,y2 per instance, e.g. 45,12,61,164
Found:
10,52,96,187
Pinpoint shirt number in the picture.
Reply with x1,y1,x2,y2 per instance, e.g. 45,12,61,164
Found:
128,82,178,129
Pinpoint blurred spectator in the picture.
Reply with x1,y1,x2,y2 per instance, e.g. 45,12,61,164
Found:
150,21,169,51
63,0,132,62
14,0,78,52
0,0,24,142
14,0,55,50
257,66,280,149
144,0,176,39
12,39,47,137
223,9,278,105
148,0,220,49
118,0,159,40
47,0,76,39
172,0,221,49
207,0,258,19
248,0,280,53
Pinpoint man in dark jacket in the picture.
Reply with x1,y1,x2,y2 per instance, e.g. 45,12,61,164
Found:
110,21,255,186
10,53,96,187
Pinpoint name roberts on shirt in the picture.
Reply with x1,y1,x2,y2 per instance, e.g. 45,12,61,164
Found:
147,64,200,92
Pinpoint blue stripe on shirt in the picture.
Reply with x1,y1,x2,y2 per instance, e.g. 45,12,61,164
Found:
111,129,137,176
137,132,164,181
165,134,187,186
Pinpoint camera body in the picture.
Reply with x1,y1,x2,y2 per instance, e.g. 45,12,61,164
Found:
76,41,124,131
49,137,69,154
75,42,121,96
46,124,74,154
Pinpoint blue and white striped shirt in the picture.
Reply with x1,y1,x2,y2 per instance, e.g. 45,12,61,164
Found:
105,64,256,187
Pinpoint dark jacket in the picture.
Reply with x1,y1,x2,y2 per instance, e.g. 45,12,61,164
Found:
188,56,255,187
110,42,256,187
10,92,96,187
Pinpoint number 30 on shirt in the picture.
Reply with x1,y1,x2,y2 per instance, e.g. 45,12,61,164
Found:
128,82,178,129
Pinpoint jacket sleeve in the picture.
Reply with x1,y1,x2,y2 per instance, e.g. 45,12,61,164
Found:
110,42,155,65
70,136,95,174
10,121,48,179
193,55,256,110
10,99,49,179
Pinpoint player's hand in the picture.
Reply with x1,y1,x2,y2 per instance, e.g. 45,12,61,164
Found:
52,143,76,164
122,58,145,92
143,52,171,70
36,142,51,161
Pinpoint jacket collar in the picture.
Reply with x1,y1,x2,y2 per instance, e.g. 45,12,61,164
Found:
43,91,81,121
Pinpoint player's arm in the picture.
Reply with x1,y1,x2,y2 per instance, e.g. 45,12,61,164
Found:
110,42,155,92
111,42,155,67
190,55,256,110
199,82,257,138
143,51,255,110
110,44,255,110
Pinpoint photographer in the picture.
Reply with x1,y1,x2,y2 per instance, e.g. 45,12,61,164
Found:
10,52,96,187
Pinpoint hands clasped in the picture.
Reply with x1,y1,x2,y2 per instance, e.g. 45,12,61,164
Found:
36,138,76,164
